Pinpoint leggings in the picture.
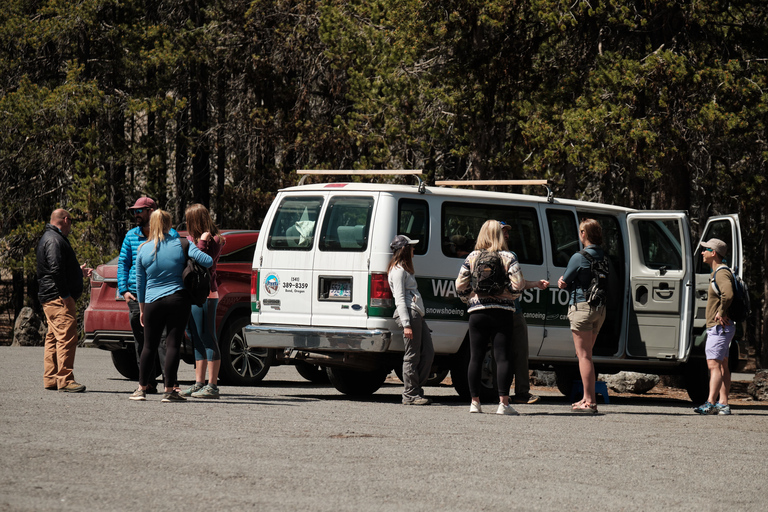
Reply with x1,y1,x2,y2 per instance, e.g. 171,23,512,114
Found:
467,308,515,398
140,291,191,388
188,297,220,361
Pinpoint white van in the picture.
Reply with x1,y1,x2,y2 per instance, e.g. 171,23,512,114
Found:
245,171,744,402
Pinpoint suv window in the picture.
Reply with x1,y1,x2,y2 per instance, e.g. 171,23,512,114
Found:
318,196,374,252
398,199,429,255
267,196,324,250
546,209,579,267
441,202,543,264
218,244,257,263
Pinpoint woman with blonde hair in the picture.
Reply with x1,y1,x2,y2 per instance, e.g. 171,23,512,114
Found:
131,209,212,402
456,220,526,415
387,235,434,405
180,204,226,399
557,218,606,413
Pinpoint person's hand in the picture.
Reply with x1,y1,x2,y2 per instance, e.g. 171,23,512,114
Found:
123,292,136,302
81,263,93,278
201,231,211,241
557,276,567,289
537,279,549,290
139,311,144,327
403,327,413,340
716,313,732,326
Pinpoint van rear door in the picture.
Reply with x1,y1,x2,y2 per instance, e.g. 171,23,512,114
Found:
257,194,325,326
693,214,743,334
626,212,694,360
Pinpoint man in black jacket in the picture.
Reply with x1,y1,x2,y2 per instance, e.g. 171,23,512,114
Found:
37,209,92,392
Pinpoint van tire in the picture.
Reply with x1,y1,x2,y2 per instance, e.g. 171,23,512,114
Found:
326,367,390,396
294,361,330,384
683,358,709,404
554,366,579,397
449,340,499,402
218,316,272,386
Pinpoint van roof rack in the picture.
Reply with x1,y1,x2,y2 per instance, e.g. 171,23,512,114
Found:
434,179,553,203
297,169,425,193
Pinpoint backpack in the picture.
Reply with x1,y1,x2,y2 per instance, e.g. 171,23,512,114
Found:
711,266,750,323
579,250,609,308
180,238,211,307
470,251,507,295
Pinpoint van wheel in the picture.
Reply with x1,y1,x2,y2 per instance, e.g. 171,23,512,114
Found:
683,358,709,404
326,367,390,396
294,361,330,384
218,316,272,386
554,366,579,397
449,340,498,402
111,349,139,381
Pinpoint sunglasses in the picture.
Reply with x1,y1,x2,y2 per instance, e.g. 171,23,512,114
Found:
703,248,714,253
133,208,145,214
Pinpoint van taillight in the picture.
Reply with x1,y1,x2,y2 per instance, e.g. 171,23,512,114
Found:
369,273,393,308
251,270,259,312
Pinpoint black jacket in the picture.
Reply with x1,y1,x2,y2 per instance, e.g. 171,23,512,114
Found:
36,224,83,304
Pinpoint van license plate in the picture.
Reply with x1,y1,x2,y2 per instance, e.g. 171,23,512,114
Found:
329,282,351,298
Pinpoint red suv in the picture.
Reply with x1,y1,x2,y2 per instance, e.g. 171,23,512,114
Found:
83,230,273,385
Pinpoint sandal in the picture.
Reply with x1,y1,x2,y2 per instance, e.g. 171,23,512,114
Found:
572,402,598,414
571,398,586,408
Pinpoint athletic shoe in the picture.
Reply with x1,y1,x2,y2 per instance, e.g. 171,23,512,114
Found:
129,388,146,401
402,396,431,405
191,384,220,399
496,403,519,416
58,382,86,393
146,383,159,394
180,383,204,397
715,403,732,415
511,393,540,404
693,401,717,415
161,390,187,402
469,401,482,414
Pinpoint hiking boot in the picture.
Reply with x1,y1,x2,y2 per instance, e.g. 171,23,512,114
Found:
180,383,205,397
402,396,431,405
129,388,146,401
511,393,540,404
191,384,220,399
693,402,717,415
58,382,86,393
161,390,187,402
715,403,732,415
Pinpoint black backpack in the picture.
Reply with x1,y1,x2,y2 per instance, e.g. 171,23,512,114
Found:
579,250,609,308
180,238,211,307
711,266,750,323
470,251,507,295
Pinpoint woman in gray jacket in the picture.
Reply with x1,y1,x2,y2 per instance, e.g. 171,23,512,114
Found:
388,235,435,405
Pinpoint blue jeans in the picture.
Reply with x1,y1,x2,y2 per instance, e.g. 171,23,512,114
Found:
188,298,220,361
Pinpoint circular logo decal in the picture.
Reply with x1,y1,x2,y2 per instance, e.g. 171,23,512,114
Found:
264,273,280,296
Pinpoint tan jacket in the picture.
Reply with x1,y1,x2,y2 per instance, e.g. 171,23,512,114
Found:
706,265,734,328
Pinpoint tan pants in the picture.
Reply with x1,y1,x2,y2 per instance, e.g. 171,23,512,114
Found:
42,297,79,389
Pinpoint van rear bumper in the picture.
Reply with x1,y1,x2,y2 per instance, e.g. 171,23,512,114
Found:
244,325,392,352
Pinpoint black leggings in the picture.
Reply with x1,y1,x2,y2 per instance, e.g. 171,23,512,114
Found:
467,308,515,398
140,291,191,388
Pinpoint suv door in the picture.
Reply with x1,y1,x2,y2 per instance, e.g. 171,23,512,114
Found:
626,212,694,360
693,214,743,335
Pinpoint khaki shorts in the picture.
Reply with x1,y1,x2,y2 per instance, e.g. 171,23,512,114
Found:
567,302,606,332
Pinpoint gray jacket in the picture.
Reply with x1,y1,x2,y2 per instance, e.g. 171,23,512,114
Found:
387,266,425,328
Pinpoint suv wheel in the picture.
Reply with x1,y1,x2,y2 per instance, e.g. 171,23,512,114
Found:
218,316,272,386
111,348,139,381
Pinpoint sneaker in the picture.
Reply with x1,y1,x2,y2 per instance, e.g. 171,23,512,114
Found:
58,382,86,393
146,383,159,394
511,393,540,404
129,388,146,401
191,384,220,399
715,403,732,415
693,401,717,415
402,396,431,405
161,390,187,402
469,401,482,414
496,403,519,416
180,383,205,397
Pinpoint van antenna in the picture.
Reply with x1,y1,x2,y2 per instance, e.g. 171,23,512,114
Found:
297,170,424,193
434,179,553,203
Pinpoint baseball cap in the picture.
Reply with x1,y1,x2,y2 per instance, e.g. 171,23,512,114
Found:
499,221,511,230
128,197,157,210
701,238,728,258
390,235,419,251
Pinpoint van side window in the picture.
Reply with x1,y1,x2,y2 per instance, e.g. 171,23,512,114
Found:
636,219,683,270
398,199,429,255
576,211,625,273
318,196,374,252
441,202,543,264
546,209,579,267
695,219,733,274
267,196,324,251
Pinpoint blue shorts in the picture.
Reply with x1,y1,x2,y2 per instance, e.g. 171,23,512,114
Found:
704,324,735,361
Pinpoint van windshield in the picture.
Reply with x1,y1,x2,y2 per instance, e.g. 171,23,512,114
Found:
267,196,324,250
